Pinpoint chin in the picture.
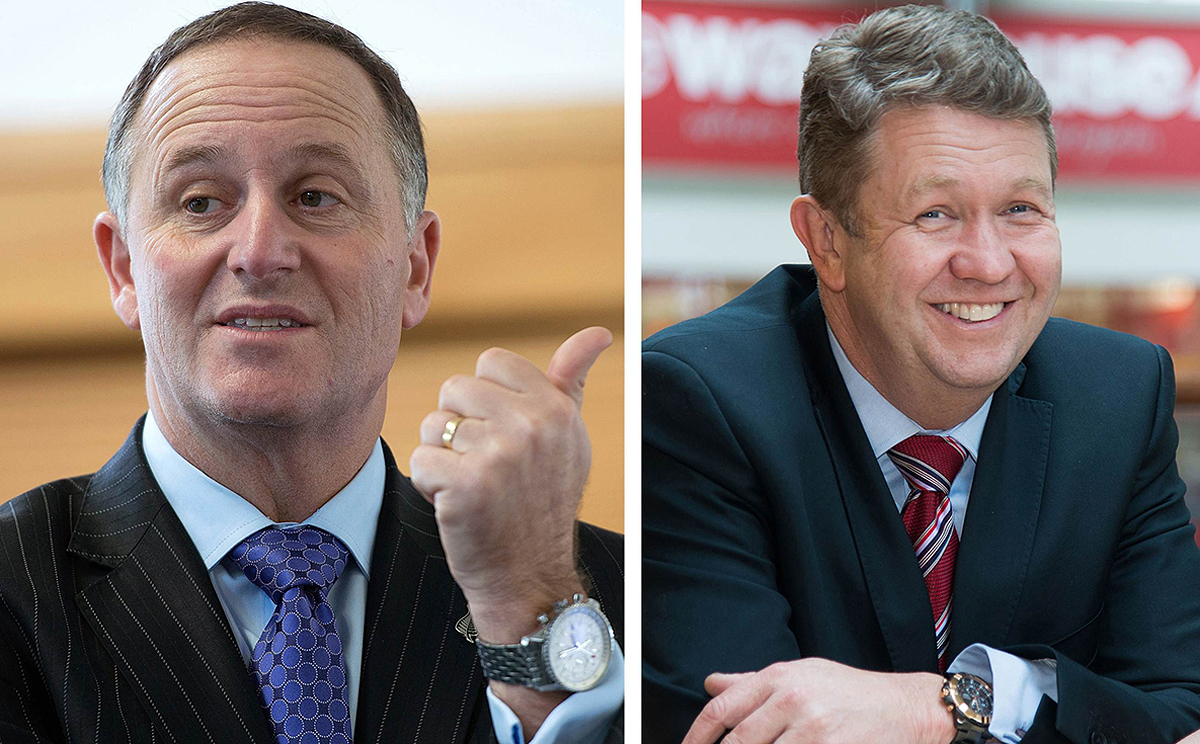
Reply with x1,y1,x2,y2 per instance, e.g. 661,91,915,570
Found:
201,389,315,429
927,347,1024,394
937,364,1019,395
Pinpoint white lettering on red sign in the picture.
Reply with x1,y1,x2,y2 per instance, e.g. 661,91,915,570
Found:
1015,32,1200,121
642,11,831,105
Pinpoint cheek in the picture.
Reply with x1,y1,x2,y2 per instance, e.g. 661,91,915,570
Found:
1016,233,1063,296
132,234,218,329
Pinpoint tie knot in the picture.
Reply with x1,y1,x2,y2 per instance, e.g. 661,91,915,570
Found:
887,434,968,496
228,525,350,604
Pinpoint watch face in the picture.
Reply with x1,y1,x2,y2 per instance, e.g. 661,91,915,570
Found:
955,675,993,724
545,603,613,692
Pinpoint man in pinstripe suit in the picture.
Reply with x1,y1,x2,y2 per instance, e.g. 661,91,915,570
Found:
0,4,623,743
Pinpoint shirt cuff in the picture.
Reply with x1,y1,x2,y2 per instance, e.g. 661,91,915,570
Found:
949,643,1058,743
486,642,624,744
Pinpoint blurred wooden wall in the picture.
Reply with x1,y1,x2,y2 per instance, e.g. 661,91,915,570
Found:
0,104,624,534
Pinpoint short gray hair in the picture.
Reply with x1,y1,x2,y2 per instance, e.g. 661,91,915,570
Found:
102,1,426,231
799,4,1056,236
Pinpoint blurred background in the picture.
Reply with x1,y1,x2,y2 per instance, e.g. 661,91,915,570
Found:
643,0,1200,539
0,0,623,533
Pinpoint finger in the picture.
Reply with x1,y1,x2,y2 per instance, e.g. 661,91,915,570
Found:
436,374,520,419
418,411,485,453
683,676,772,744
408,444,462,503
473,346,549,394
546,326,612,408
723,699,790,744
706,671,752,696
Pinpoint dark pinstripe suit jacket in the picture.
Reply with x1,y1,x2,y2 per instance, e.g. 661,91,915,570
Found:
0,419,624,743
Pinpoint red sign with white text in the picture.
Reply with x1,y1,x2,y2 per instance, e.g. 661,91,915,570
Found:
642,1,1200,181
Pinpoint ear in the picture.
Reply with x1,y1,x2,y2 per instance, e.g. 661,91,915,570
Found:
94,211,140,330
790,195,847,293
401,210,441,329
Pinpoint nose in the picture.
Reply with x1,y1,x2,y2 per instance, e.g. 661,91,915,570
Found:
948,218,1016,284
225,191,301,279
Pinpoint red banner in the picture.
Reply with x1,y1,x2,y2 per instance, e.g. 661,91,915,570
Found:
643,1,1200,181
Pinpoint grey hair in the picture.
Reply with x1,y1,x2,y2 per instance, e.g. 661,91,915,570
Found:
798,4,1056,237
101,1,426,232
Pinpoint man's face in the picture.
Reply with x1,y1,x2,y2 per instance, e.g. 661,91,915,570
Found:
99,39,436,430
825,106,1060,411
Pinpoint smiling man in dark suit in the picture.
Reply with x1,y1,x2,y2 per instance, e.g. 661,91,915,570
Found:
644,5,1200,744
0,4,622,743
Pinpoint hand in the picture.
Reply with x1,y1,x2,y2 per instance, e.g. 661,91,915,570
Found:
409,326,612,639
683,658,954,744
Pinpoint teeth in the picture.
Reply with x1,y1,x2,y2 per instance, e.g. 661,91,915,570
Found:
937,302,1004,322
227,317,301,330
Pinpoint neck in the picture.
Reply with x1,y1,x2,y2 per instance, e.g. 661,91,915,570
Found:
147,380,384,524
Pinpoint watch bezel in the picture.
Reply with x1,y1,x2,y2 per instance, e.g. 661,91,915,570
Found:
542,598,614,692
942,672,993,744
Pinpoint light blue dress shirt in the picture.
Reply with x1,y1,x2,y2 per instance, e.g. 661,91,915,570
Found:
827,328,1058,743
141,411,622,744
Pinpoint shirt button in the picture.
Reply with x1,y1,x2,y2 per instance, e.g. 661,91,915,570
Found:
1090,732,1108,744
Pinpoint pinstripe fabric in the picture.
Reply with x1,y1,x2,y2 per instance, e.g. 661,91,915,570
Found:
886,435,967,672
0,418,624,743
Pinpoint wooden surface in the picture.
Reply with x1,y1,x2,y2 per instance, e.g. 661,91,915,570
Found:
0,104,625,534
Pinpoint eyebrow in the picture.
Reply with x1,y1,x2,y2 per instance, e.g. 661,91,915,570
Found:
161,144,225,177
287,142,364,177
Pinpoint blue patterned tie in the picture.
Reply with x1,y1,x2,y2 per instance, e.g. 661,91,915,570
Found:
229,525,354,744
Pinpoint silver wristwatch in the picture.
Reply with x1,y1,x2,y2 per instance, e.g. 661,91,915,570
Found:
472,593,615,692
941,672,993,743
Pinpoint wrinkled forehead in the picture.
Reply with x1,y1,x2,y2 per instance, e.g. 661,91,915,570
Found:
126,38,393,189
863,105,1055,188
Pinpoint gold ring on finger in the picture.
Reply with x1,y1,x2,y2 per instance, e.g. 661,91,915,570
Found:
442,415,467,449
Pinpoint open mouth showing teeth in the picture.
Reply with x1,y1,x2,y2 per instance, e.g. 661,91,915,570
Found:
224,318,304,331
937,302,1005,323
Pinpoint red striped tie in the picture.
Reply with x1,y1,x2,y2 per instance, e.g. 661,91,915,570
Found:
886,435,968,672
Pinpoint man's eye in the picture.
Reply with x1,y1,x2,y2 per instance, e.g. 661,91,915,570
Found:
299,191,339,208
185,196,217,214
918,209,944,220
1008,204,1031,214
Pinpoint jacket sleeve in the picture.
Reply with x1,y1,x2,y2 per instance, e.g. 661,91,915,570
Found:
1012,345,1200,744
642,348,803,744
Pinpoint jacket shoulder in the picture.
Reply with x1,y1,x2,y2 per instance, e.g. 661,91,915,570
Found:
1025,317,1166,389
0,475,91,625
1,475,89,556
644,264,817,354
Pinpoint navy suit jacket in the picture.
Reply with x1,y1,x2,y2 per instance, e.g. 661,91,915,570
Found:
643,265,1200,744
0,419,624,743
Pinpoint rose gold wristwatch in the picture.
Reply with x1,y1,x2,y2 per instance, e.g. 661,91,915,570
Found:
941,672,993,743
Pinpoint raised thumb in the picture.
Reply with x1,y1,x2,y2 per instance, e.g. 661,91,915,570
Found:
546,326,613,408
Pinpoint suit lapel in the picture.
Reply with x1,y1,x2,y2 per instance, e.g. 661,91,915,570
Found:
796,295,940,673
354,444,485,744
949,366,1052,659
68,419,272,744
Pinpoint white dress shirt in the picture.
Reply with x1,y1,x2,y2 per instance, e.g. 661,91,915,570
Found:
827,328,1058,743
141,411,622,744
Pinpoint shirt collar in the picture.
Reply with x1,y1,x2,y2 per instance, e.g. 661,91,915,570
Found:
141,410,384,578
825,325,991,461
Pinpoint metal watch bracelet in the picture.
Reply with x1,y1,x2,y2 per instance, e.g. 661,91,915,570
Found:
475,638,557,688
